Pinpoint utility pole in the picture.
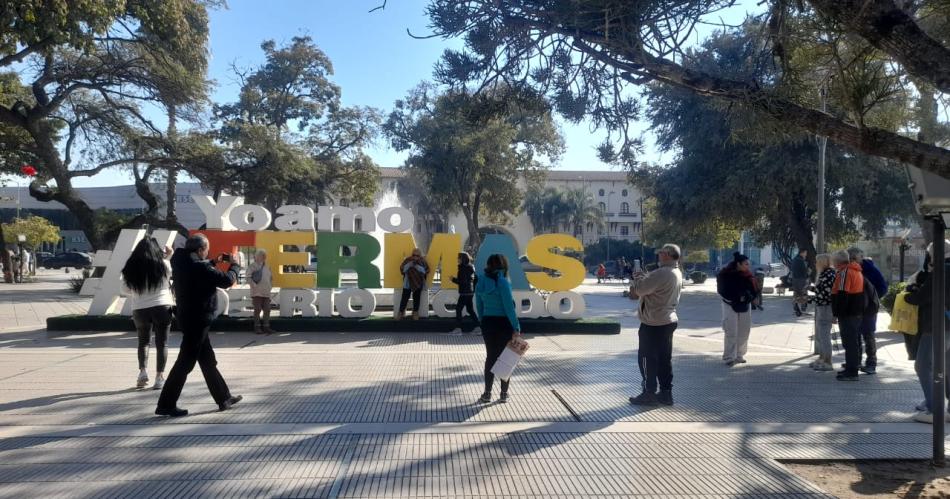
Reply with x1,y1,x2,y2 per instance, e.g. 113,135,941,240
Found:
816,85,828,254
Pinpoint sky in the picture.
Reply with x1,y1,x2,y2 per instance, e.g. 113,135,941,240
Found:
70,0,757,188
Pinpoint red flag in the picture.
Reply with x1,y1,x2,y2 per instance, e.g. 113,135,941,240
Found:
20,165,36,177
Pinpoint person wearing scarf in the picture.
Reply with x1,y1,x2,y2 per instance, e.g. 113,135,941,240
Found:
717,252,758,366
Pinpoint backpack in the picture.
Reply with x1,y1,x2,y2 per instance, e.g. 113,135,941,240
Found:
862,277,879,315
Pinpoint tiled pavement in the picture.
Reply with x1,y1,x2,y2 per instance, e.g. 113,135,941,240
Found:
0,273,943,497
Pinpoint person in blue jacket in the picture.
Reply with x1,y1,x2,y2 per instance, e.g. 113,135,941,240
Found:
848,247,888,374
475,254,522,404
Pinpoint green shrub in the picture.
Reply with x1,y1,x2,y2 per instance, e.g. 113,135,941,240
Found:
690,271,707,284
880,281,907,313
69,269,91,294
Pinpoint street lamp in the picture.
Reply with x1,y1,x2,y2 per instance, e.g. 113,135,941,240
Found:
606,191,616,263
816,85,828,253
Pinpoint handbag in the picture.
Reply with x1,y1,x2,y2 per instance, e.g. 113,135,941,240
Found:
888,291,918,335
490,337,530,382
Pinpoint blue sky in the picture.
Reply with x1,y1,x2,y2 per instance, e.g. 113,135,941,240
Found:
72,0,756,188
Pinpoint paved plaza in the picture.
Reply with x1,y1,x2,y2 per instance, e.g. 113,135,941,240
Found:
0,271,944,497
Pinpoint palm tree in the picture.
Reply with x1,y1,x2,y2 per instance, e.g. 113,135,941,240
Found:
561,188,603,237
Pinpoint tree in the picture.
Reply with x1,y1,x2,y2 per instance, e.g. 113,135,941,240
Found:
2,216,60,248
0,0,216,249
524,186,602,234
207,37,380,211
642,28,917,259
385,84,564,250
561,188,604,237
422,0,950,179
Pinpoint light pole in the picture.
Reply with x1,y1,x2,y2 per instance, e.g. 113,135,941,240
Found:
816,85,828,253
606,191,615,263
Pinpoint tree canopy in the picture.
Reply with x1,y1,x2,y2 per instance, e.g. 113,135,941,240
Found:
524,185,604,236
384,84,564,249
2,216,60,248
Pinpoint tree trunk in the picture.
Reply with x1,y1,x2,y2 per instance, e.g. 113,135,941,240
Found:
134,178,161,217
788,192,817,272
464,207,481,253
914,80,938,247
166,104,178,224
0,222,11,283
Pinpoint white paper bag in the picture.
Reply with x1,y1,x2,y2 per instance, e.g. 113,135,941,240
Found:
490,338,529,382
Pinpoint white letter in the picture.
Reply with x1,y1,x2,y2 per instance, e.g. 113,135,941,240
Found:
545,291,586,319
229,204,273,231
227,288,252,317
514,291,546,319
88,229,145,315
377,207,414,232
336,288,376,318
275,205,316,231
317,288,334,317
316,206,377,232
430,290,458,318
279,289,318,317
194,195,244,230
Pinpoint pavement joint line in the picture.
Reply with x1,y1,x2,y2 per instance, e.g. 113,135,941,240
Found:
326,433,358,499
0,422,939,439
239,340,256,349
551,389,582,422
0,353,88,382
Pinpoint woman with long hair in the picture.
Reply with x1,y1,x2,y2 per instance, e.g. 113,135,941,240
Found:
450,252,478,334
716,252,758,366
808,254,837,371
475,254,521,403
121,237,174,389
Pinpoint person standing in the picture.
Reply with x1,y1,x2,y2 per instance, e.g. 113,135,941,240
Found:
629,243,683,406
903,243,950,424
397,248,429,320
248,249,274,335
475,254,521,404
156,234,243,417
596,263,606,283
716,253,757,367
807,254,836,372
791,248,810,316
847,247,887,375
121,238,174,390
830,249,865,381
450,252,478,334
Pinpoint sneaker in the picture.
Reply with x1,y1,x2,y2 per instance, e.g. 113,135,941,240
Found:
218,395,243,412
916,400,928,412
471,327,482,335
477,392,491,404
449,328,462,336
656,390,673,406
836,372,859,381
859,365,876,375
629,392,658,406
152,373,165,390
499,392,509,403
725,360,736,367
814,362,835,372
914,411,934,424
808,360,820,369
136,370,149,389
736,358,747,364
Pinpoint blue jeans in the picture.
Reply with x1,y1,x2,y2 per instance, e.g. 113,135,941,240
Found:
915,331,950,413
856,313,877,367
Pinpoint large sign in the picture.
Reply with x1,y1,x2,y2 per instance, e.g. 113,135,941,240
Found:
86,196,587,319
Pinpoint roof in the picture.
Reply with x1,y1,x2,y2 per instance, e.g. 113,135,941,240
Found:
379,167,629,182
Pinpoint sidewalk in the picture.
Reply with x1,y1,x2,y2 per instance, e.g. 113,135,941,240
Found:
0,276,943,497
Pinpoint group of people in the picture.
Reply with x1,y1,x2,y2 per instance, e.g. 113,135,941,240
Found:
3,248,33,283
121,234,524,415
595,257,639,283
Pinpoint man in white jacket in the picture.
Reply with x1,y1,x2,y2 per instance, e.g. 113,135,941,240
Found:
628,244,683,406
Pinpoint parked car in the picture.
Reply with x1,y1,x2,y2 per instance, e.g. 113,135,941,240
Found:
43,252,93,270
35,252,53,265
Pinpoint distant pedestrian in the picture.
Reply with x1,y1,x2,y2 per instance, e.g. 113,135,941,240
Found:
155,234,243,417
450,252,479,334
807,253,836,372
791,248,810,316
475,254,521,404
397,248,429,320
596,263,606,283
848,247,887,375
903,242,950,424
121,238,174,390
830,249,865,381
716,252,757,367
248,249,274,335
628,243,683,406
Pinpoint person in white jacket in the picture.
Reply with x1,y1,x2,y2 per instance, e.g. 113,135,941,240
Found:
248,249,274,334
121,238,174,389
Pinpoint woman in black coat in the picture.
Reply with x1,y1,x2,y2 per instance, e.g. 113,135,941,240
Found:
451,252,478,334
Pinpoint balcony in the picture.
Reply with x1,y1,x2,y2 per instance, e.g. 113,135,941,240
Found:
603,212,639,219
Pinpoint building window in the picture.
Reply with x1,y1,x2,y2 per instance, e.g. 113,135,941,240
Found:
598,202,606,212
339,198,349,207
355,218,363,232
620,226,629,236
621,202,629,214
390,181,397,191
586,222,593,232
622,189,628,197
598,189,605,196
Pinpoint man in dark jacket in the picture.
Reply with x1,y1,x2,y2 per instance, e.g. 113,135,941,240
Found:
450,252,478,334
790,248,810,316
848,247,888,374
156,234,243,417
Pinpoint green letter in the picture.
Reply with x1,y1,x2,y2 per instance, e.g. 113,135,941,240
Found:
316,232,381,288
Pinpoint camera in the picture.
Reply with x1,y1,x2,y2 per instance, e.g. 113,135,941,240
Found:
219,253,231,263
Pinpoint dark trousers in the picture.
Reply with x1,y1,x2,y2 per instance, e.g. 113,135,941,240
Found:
856,313,878,367
398,288,422,314
133,306,172,372
838,316,863,375
455,294,476,327
481,316,514,393
638,323,676,393
156,323,231,409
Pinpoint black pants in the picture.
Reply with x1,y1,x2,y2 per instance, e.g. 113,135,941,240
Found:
156,322,231,409
638,322,676,393
856,313,878,367
482,316,514,393
398,288,422,314
455,294,476,327
838,315,863,375
133,306,172,372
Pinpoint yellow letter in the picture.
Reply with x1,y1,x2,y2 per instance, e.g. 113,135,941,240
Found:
254,231,316,288
525,234,585,291
383,233,462,288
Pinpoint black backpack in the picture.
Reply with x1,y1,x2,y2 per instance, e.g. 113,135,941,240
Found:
863,277,880,315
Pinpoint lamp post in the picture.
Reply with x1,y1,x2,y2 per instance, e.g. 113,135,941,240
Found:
605,191,616,263
816,85,828,254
